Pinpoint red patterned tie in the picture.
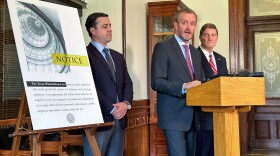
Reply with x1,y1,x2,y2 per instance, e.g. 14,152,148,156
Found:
184,45,194,80
209,54,217,75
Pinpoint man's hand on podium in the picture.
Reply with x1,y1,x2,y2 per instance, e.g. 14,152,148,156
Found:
183,80,201,90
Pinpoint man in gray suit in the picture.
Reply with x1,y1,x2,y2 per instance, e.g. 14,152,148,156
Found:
151,8,203,156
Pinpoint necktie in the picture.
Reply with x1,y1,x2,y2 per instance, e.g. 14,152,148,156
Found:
184,45,194,80
103,48,116,82
209,54,217,75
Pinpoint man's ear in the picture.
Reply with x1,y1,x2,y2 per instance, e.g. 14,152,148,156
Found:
173,22,177,31
89,27,96,36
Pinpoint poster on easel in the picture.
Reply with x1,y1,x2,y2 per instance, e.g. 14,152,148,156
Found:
7,0,104,130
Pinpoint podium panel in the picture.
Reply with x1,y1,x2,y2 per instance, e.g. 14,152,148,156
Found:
186,77,265,106
186,77,265,156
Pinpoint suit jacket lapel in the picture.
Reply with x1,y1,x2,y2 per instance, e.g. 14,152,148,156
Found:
87,43,116,84
213,52,222,73
198,47,214,75
109,50,119,85
170,37,193,80
189,45,200,79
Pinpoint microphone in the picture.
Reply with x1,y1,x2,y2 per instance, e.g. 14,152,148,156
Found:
235,69,264,77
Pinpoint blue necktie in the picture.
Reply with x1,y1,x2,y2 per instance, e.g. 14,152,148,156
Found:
103,48,116,82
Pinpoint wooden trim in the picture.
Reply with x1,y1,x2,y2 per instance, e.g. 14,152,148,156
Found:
126,99,150,130
228,0,249,154
0,117,31,126
122,0,127,59
131,99,149,107
228,0,247,73
246,15,280,26
0,150,32,156
59,0,86,8
42,0,87,17
125,99,149,156
42,0,87,8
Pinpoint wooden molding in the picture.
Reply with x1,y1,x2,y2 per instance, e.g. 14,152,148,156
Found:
228,0,248,154
126,99,149,130
246,15,280,26
228,0,247,73
125,99,149,156
41,0,87,17
122,0,127,58
58,0,86,8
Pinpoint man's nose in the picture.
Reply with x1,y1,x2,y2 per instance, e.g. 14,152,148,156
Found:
108,26,112,31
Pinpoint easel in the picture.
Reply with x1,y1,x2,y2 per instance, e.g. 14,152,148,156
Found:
11,90,113,156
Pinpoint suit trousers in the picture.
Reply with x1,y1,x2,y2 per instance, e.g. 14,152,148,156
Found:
195,130,214,156
163,121,196,156
82,120,125,156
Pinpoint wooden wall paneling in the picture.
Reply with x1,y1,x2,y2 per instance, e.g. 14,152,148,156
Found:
125,99,150,156
229,0,247,73
246,4,280,150
149,124,167,156
228,0,248,154
250,105,280,149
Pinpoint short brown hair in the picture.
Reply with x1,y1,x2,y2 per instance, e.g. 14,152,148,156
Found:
174,8,197,23
199,23,218,37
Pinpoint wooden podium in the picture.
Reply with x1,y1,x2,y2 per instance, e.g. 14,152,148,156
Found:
186,77,265,156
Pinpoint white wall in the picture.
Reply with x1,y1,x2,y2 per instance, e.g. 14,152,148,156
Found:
183,0,229,63
81,0,229,100
82,0,122,52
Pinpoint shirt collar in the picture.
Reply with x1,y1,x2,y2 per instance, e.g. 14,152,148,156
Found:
91,41,109,52
200,46,214,59
174,34,190,47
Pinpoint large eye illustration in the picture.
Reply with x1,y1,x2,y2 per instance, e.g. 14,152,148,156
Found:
16,2,70,73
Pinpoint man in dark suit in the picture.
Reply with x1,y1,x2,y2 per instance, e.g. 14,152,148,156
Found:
83,12,133,156
151,8,203,156
196,23,228,156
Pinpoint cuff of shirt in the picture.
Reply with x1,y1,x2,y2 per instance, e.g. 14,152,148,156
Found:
110,107,115,114
182,85,186,94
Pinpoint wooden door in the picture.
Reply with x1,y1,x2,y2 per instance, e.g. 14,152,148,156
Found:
247,23,280,149
246,1,280,149
229,0,280,153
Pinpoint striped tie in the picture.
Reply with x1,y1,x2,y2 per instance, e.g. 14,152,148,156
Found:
103,48,116,82
209,54,217,75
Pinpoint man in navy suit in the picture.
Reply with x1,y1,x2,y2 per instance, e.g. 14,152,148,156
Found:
151,8,203,156
83,12,133,156
196,23,228,156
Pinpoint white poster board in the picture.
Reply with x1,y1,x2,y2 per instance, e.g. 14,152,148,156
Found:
7,0,104,130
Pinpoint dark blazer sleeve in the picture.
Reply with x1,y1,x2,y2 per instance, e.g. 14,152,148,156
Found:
214,51,228,76
87,47,115,115
151,40,186,97
199,47,228,78
197,47,228,131
111,50,133,104
151,37,203,131
86,44,133,116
